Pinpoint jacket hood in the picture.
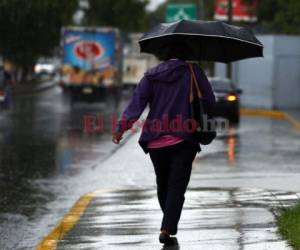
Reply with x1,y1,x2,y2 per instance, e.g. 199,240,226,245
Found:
144,59,187,83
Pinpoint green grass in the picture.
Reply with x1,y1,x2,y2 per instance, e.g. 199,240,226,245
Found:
277,202,300,250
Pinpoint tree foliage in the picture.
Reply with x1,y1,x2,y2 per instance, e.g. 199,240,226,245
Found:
243,0,300,34
0,0,77,73
85,0,149,32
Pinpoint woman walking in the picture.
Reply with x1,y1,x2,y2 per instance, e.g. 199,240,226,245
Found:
112,54,215,244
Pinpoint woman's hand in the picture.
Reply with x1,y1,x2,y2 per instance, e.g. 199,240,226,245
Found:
112,131,124,144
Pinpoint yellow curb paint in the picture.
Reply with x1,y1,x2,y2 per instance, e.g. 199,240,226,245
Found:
240,108,285,119
240,108,300,132
284,113,300,132
36,189,113,250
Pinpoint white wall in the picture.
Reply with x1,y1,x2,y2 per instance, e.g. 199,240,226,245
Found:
215,35,300,109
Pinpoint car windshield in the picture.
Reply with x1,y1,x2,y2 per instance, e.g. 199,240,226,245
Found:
210,79,233,92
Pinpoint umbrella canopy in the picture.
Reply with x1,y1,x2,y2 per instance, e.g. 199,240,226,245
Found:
139,20,264,63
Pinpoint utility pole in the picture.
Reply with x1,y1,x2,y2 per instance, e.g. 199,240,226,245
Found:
227,0,233,79
196,0,200,20
228,0,233,23
199,0,205,20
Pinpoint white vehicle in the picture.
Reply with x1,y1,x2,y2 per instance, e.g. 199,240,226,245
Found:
34,58,60,75
123,33,158,87
123,56,149,86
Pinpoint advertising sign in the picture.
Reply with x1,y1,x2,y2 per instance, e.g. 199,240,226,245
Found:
62,29,116,71
214,0,257,22
61,28,120,86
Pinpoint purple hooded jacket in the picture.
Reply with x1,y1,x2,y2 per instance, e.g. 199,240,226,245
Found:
116,59,216,153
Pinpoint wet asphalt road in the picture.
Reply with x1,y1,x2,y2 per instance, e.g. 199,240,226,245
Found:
1,85,300,249
0,85,126,249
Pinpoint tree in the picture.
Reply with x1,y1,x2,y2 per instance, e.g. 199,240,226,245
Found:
85,0,149,32
266,0,300,34
0,0,78,81
243,0,300,34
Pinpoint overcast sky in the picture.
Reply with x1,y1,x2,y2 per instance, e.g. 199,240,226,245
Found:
147,0,166,11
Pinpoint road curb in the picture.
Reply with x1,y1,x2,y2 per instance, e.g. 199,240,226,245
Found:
36,189,114,250
240,108,300,132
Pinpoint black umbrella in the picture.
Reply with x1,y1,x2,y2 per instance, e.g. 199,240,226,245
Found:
139,20,263,63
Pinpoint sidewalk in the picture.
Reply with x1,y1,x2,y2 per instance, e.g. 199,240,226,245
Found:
37,128,300,249
36,112,300,250
38,187,300,250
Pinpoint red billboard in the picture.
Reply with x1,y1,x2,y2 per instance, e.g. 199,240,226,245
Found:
214,0,257,22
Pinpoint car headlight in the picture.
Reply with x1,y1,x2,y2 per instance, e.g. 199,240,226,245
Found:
227,95,237,101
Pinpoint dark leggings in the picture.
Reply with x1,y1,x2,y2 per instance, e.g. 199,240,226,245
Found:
149,141,197,235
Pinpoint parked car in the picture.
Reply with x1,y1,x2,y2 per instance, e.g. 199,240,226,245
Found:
0,68,12,109
209,77,242,123
0,68,6,107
